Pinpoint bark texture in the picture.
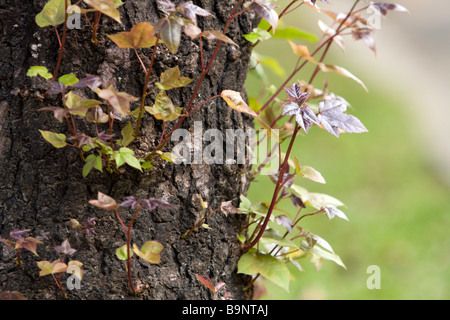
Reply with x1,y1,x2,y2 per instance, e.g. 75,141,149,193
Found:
0,0,257,299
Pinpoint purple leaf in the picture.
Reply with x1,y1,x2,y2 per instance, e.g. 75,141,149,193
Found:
157,0,177,16
178,1,212,25
54,239,77,256
71,74,103,90
317,100,368,137
282,83,320,132
46,80,66,95
142,198,176,211
39,107,70,122
324,205,349,221
372,3,409,16
74,133,94,147
9,229,31,241
352,28,376,55
284,83,309,105
119,196,139,209
97,131,115,143
155,17,183,54
245,0,279,31
276,215,293,233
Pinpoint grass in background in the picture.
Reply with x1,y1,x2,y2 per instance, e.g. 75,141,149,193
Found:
245,37,450,299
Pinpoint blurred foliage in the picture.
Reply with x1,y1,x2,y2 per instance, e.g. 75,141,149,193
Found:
245,2,450,299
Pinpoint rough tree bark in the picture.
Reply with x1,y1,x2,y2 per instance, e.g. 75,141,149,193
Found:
0,0,257,299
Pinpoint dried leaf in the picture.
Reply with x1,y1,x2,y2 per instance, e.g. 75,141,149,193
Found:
96,85,138,115
319,64,368,91
195,274,215,293
156,66,193,91
15,237,42,256
220,201,241,216
220,90,280,142
0,291,27,300
145,91,183,121
89,191,118,210
83,0,122,23
107,22,157,49
197,30,237,46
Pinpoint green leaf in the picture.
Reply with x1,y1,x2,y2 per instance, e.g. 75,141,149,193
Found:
26,66,53,80
309,244,346,269
141,161,154,170
243,27,272,43
299,165,326,184
261,229,299,249
39,130,67,148
238,251,290,292
273,27,317,42
115,244,132,261
83,0,122,23
35,0,70,27
118,122,135,147
58,74,79,86
290,184,344,210
114,147,142,171
258,55,285,77
239,194,252,212
65,91,103,116
156,66,193,91
258,19,317,42
132,241,163,264
83,154,103,177
36,260,67,277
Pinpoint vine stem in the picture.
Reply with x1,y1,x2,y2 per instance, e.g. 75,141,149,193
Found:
52,273,67,298
243,0,362,251
143,0,245,161
51,0,69,81
126,207,141,294
243,123,300,250
134,33,161,137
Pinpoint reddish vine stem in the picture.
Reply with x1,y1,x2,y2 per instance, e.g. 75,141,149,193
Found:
143,0,245,161
52,0,69,81
134,33,161,137
243,124,300,250
243,0,362,251
126,207,141,294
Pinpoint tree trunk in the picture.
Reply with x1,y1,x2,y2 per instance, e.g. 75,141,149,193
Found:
0,0,257,300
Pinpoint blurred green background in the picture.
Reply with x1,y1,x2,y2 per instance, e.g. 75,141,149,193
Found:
244,0,450,299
